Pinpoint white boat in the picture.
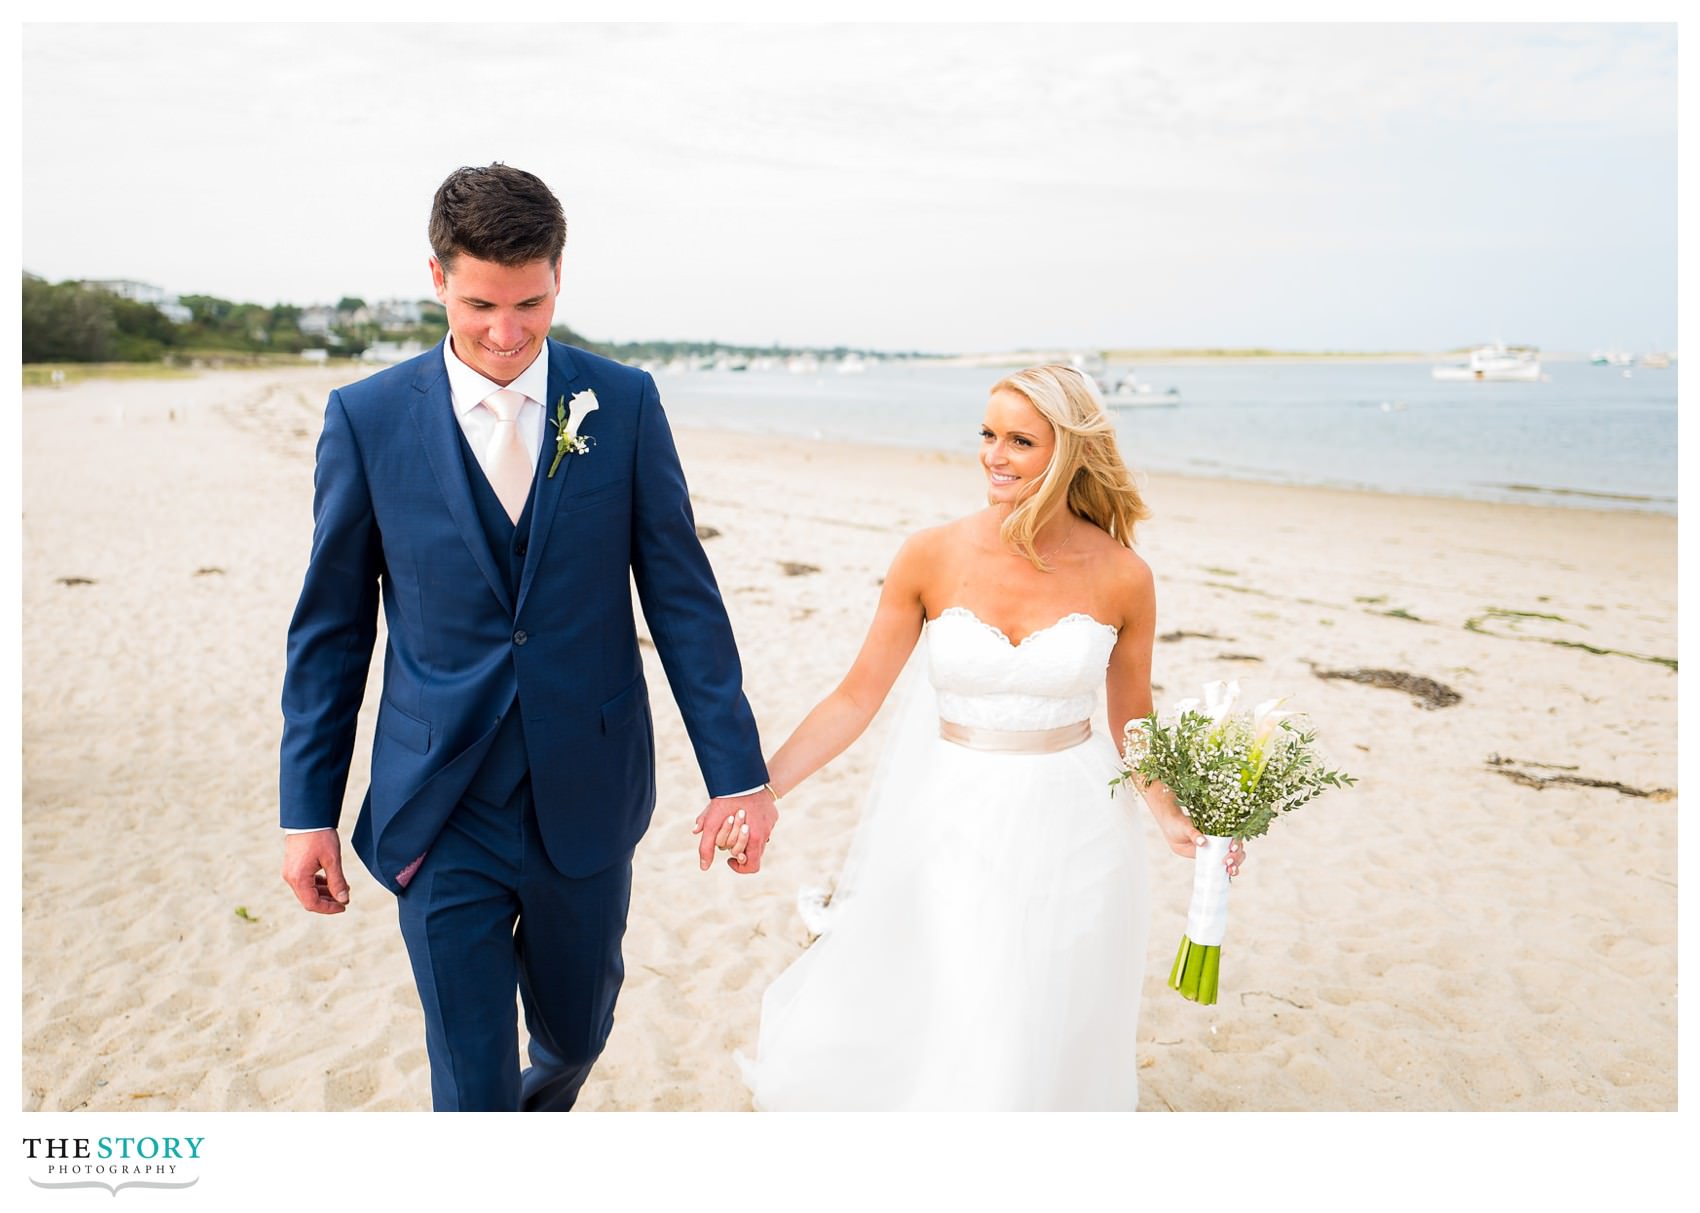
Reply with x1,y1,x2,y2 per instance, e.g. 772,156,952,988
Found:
1106,391,1180,409
1640,352,1672,369
1112,371,1156,396
358,339,426,365
1431,344,1541,382
1065,351,1117,394
1106,371,1181,406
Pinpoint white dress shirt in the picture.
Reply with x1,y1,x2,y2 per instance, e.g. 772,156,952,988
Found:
442,335,550,475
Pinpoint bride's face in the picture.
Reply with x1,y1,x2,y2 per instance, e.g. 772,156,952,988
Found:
980,389,1055,506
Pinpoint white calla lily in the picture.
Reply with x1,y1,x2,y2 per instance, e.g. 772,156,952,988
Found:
1200,680,1240,731
547,389,600,476
1252,697,1289,744
566,389,599,438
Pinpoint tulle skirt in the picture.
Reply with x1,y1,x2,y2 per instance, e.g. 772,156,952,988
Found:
741,670,1151,1111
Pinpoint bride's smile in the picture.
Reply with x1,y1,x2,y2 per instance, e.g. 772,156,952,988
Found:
980,388,1055,506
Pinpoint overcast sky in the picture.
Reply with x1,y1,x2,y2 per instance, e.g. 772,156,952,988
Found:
20,21,1677,353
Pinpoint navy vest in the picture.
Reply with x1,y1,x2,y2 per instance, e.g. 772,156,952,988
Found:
457,424,538,807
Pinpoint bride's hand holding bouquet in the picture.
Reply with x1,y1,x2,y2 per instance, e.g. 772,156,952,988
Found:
1141,779,1246,874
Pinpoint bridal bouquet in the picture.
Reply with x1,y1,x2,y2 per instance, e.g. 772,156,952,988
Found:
1113,681,1354,1005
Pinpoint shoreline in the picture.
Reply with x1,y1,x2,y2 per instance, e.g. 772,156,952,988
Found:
673,422,1680,522
923,350,1647,367
931,351,1444,367
25,363,1672,517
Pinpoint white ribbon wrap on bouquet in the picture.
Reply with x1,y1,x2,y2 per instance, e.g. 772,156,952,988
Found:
1184,834,1234,947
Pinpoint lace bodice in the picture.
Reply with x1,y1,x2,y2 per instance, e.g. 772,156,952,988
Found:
926,607,1118,732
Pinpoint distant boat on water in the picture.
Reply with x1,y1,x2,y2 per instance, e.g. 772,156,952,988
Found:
1432,344,1542,382
1067,351,1181,401
359,339,426,365
1106,371,1181,406
1591,349,1636,367
1106,393,1181,410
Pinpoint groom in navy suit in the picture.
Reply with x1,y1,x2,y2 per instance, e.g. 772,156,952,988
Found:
279,164,778,1111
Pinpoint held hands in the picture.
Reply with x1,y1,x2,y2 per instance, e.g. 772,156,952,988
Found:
282,828,351,914
692,787,779,874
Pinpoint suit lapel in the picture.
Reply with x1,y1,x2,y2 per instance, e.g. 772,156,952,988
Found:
407,347,514,615
514,340,583,618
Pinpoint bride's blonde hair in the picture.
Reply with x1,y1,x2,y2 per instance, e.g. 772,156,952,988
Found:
991,364,1151,571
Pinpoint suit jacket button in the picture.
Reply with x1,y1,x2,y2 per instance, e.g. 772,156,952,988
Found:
514,539,528,557
513,630,528,645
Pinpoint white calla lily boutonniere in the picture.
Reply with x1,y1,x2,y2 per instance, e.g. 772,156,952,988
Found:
548,389,599,476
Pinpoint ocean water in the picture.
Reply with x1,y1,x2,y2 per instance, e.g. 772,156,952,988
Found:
652,359,1677,514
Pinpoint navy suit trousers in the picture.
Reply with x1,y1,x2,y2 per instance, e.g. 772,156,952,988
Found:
395,780,632,1112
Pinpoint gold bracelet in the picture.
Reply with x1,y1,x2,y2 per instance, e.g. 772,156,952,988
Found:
763,781,782,802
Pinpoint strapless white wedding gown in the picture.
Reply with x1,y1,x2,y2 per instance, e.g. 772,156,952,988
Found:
741,608,1151,1111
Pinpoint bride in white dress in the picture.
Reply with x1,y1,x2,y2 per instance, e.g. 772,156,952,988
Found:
701,364,1244,1111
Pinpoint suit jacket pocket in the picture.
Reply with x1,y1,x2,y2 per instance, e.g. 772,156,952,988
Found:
599,677,647,735
377,698,433,754
558,477,631,514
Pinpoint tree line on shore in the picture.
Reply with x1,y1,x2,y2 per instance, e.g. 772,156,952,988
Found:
21,274,923,367
20,274,452,364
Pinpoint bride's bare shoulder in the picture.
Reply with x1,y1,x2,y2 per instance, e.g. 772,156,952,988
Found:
1106,541,1153,583
1088,539,1154,623
881,516,985,604
1111,544,1154,590
894,513,987,562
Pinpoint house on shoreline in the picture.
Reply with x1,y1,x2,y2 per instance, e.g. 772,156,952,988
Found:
82,278,192,325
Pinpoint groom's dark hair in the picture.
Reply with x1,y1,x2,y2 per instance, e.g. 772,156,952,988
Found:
428,164,567,272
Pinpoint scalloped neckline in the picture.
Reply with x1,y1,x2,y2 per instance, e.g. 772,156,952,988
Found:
931,605,1118,649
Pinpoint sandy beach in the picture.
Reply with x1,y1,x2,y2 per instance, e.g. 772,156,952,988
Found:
20,363,1677,1114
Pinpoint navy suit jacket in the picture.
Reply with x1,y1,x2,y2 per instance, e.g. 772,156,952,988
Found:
279,338,767,891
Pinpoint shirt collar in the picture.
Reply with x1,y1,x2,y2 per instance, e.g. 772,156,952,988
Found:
442,335,551,418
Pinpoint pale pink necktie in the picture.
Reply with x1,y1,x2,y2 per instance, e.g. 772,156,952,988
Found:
481,388,533,524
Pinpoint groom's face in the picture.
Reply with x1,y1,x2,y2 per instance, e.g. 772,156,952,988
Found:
430,253,561,386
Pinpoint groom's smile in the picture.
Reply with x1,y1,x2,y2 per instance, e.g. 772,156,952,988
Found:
429,252,561,387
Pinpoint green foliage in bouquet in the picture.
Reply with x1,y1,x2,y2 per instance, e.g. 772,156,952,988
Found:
1113,707,1355,840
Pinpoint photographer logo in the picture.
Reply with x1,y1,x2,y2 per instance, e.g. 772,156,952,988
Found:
22,1136,202,1196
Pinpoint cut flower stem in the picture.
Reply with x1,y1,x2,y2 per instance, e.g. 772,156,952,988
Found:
1169,936,1222,1004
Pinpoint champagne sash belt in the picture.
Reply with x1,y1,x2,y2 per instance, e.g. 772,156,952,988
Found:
938,719,1091,753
